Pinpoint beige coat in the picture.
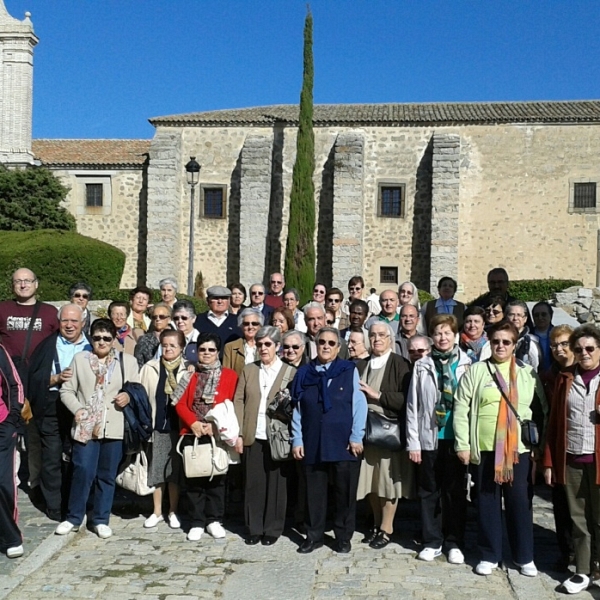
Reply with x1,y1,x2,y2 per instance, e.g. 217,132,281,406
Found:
60,351,140,440
223,338,247,377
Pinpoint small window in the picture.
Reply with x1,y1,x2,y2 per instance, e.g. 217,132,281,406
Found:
574,182,596,209
86,183,103,207
201,185,227,219
377,184,405,218
380,266,398,284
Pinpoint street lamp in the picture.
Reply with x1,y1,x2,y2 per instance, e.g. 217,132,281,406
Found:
185,156,201,296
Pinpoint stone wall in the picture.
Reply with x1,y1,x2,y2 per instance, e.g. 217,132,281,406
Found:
555,287,600,327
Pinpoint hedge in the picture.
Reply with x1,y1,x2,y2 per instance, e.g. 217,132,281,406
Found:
469,279,583,305
0,230,125,301
418,289,434,305
96,289,208,315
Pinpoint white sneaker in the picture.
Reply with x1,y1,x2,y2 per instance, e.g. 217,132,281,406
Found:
94,524,112,539
143,514,164,528
55,521,79,536
515,561,538,577
563,574,590,594
168,512,181,529
206,522,226,539
187,527,203,541
448,548,465,565
417,546,442,561
475,561,498,576
6,545,23,559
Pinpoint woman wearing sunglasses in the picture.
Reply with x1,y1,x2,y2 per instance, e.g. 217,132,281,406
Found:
454,320,546,578
223,308,264,376
544,325,600,594
233,326,296,546
172,300,199,365
482,296,506,331
281,330,308,368
134,303,173,368
69,282,94,335
56,318,140,539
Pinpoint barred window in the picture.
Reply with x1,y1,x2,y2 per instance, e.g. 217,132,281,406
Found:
380,266,399,284
574,182,596,209
201,185,227,219
85,183,103,207
377,184,405,218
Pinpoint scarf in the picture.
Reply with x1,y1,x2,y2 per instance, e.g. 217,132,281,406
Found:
161,355,182,396
191,360,222,421
460,331,488,363
295,358,355,413
133,317,148,332
431,345,460,428
491,357,520,484
116,324,131,346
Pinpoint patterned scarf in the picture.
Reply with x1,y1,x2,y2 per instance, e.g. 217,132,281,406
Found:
460,331,488,363
491,357,520,484
116,324,131,346
133,317,148,332
431,345,460,428
161,355,182,396
191,360,222,420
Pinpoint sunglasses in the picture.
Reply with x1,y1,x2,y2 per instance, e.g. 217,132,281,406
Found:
152,314,169,321
283,344,301,351
318,339,337,347
270,280,283,285
485,309,502,316
326,320,335,325
173,315,189,321
257,341,274,348
550,341,569,351
198,347,218,353
92,335,113,343
574,346,599,354
73,292,89,299
251,291,264,296
313,290,325,295
409,348,429,354
243,321,261,327
491,339,513,347
327,298,341,303
349,286,363,291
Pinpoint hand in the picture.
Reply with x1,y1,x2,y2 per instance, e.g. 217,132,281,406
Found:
292,446,304,460
190,421,204,437
74,408,87,423
234,437,244,454
187,364,195,373
409,450,422,464
359,381,380,401
348,441,363,457
457,450,470,465
114,392,130,409
544,467,554,487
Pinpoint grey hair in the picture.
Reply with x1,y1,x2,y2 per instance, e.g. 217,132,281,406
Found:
398,281,419,307
506,300,529,314
282,329,307,346
284,287,300,302
69,282,92,299
159,277,178,291
407,334,433,350
250,282,266,294
58,303,83,320
237,307,264,329
314,326,341,346
348,327,370,351
256,325,281,345
151,302,172,316
172,299,196,318
368,321,396,341
303,301,326,318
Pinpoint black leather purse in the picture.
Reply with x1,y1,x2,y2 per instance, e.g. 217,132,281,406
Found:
364,409,402,451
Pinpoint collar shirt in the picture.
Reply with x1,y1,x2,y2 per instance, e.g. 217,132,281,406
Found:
244,342,257,365
51,334,92,391
435,298,457,314
256,357,283,440
566,371,600,455
207,310,228,327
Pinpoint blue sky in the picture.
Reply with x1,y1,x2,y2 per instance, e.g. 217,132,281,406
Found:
5,0,600,140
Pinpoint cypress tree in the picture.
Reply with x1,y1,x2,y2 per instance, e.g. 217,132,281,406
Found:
284,8,315,302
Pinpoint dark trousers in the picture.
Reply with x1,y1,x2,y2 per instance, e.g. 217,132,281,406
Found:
244,439,288,537
186,474,225,528
304,460,360,543
0,421,21,551
476,451,534,565
418,439,467,550
552,483,574,559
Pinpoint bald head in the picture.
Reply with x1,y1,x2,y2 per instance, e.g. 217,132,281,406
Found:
379,290,399,317
12,268,38,304
58,304,84,342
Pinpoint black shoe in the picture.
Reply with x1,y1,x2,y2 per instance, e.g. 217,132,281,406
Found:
335,540,351,553
369,530,391,549
362,526,379,544
245,535,261,545
45,508,62,522
262,536,278,546
297,539,323,554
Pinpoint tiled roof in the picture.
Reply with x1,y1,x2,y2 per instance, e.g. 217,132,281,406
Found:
149,100,600,127
32,139,151,168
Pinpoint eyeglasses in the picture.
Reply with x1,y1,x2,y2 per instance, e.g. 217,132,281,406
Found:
550,341,570,351
13,279,36,285
491,339,513,347
92,335,113,343
72,292,89,299
327,298,341,303
409,348,429,354
485,309,502,316
508,313,527,319
173,315,189,321
349,286,363,291
198,347,218,353
318,339,337,347
370,333,390,339
313,290,325,295
152,314,169,321
574,346,599,355
257,341,274,348
326,320,335,325
243,321,260,327
399,290,413,296
270,280,283,285
283,344,301,351
251,291,264,296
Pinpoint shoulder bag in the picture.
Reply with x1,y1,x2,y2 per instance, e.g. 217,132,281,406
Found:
176,434,229,481
115,448,155,496
267,365,294,461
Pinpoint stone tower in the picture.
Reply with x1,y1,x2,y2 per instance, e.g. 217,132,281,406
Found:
0,0,37,166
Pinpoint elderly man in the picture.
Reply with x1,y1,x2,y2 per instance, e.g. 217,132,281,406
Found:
396,304,420,360
473,268,517,308
339,300,369,342
365,290,400,335
265,272,285,309
194,286,241,353
304,302,348,361
407,335,433,364
28,304,91,520
249,283,274,321
292,327,367,554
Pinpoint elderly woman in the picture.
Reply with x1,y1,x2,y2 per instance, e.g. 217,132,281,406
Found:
108,301,140,355
234,326,296,546
348,328,370,361
422,277,466,333
134,303,173,368
172,300,199,364
407,314,471,564
454,320,546,577
357,321,413,549
271,307,295,335
460,306,490,363
281,330,308,368
175,333,238,542
506,300,541,372
229,283,247,315
56,319,140,539
223,308,263,376
483,295,506,330
140,330,188,530
398,281,420,309
532,301,554,374
128,286,152,332
283,288,307,333
69,282,94,335
292,327,367,554
544,325,600,593
407,335,432,364
159,277,178,308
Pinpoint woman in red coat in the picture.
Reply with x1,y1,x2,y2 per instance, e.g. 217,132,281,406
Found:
175,332,238,542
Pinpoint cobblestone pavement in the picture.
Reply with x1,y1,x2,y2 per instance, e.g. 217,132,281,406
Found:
1,485,598,600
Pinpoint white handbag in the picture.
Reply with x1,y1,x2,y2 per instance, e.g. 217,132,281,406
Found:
115,449,155,496
176,435,229,481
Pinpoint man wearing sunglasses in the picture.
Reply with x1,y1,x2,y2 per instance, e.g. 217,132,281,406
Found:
264,272,285,309
248,283,274,321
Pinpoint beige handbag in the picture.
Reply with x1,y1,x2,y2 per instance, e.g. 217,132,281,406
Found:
115,449,155,496
176,435,229,481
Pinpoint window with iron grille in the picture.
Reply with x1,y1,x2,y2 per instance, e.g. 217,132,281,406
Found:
573,182,596,209
377,183,405,217
201,186,226,219
380,266,399,284
85,183,103,207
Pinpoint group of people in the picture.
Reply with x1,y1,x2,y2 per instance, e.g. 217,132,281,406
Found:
0,267,598,594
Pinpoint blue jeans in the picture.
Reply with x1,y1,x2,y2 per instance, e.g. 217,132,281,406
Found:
66,439,122,526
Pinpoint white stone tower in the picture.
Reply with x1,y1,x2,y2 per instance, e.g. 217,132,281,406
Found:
0,0,37,166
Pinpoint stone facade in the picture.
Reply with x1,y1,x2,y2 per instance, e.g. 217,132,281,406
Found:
555,286,600,327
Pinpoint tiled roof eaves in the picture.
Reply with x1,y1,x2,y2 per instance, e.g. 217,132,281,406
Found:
40,162,145,170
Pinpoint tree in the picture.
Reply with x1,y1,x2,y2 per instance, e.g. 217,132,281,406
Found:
0,165,76,231
284,8,315,302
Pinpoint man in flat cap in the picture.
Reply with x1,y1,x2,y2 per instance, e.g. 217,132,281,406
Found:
194,286,241,356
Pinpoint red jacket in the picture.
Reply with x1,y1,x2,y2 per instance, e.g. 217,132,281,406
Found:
543,366,600,485
175,368,238,435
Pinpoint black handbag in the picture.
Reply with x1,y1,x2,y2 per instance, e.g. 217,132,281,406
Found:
364,409,402,451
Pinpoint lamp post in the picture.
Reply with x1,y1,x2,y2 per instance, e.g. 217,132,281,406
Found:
185,156,201,296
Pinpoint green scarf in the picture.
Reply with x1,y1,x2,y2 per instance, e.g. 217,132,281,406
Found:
431,345,460,428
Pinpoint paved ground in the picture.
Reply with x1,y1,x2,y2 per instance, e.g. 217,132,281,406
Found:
0,482,598,600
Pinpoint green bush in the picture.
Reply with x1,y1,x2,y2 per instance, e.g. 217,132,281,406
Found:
96,289,208,315
418,289,434,305
469,279,583,305
0,230,125,301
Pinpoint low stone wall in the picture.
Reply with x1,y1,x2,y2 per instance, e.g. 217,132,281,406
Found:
554,287,600,327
